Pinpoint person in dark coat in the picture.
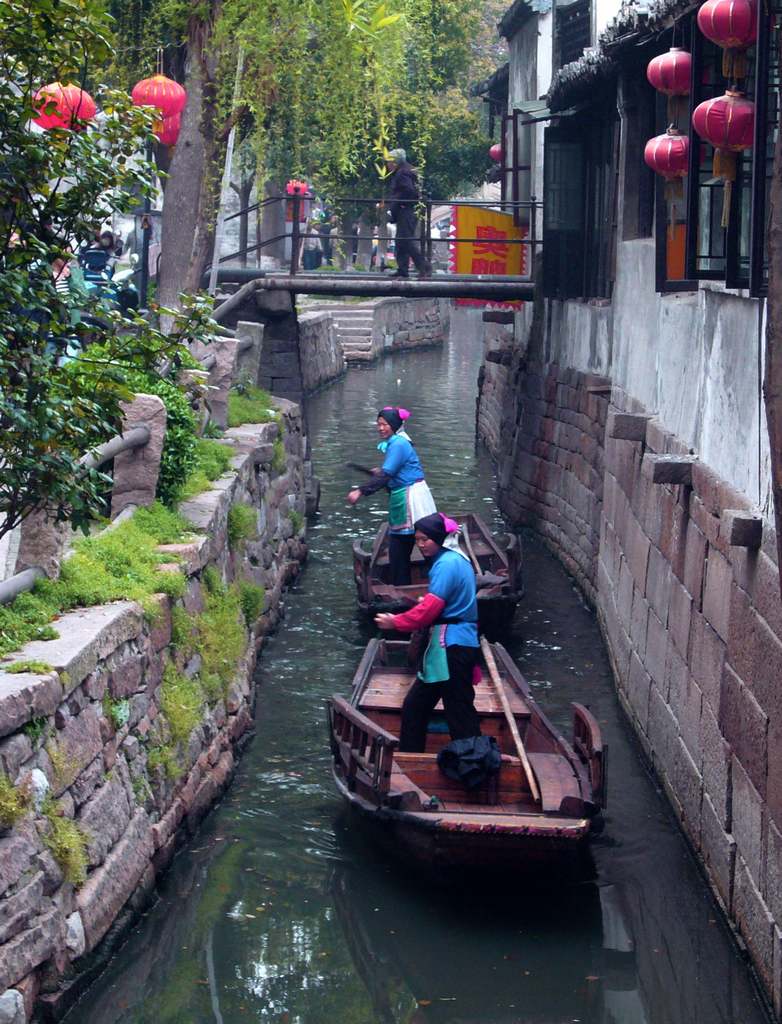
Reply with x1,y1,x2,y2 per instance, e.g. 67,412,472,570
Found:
386,148,431,279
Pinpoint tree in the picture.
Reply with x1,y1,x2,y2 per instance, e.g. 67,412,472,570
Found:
0,0,211,543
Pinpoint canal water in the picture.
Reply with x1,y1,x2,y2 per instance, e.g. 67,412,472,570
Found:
70,337,771,1024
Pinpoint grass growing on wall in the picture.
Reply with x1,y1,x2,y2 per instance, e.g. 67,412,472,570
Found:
227,503,256,549
178,440,235,502
237,580,265,627
0,772,28,829
272,438,286,473
0,512,188,658
227,385,278,428
42,798,89,886
197,572,246,702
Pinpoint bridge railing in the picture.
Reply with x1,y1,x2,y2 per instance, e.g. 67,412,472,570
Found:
210,194,542,279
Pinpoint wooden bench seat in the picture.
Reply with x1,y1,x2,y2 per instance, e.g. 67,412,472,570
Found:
360,671,530,719
393,751,530,806
527,752,581,813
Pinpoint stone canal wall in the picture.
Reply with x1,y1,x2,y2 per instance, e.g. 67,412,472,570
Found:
476,305,782,1014
370,297,448,360
0,402,307,1022
296,310,345,393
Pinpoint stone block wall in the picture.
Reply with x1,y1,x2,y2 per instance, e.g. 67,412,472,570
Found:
370,297,448,359
0,401,307,1022
476,318,782,1014
297,311,345,393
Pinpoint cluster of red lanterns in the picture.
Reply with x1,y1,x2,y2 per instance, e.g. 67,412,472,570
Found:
643,0,757,229
32,71,187,149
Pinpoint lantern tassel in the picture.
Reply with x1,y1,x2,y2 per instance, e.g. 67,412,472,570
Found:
666,95,686,128
722,47,748,83
664,178,684,229
713,148,737,228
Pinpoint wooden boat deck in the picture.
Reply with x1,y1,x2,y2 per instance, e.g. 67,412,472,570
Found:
360,668,530,719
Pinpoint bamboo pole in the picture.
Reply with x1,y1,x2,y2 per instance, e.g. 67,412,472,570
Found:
766,80,782,600
480,637,540,803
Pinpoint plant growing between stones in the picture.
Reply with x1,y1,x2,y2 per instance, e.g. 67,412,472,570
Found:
102,694,131,731
178,440,235,502
170,605,195,657
197,578,246,702
41,797,89,887
237,581,265,627
227,503,256,549
0,772,29,829
23,717,49,745
288,510,304,535
45,742,79,791
272,439,287,474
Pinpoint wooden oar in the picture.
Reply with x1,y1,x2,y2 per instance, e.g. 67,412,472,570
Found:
461,522,481,574
480,636,540,804
345,461,375,476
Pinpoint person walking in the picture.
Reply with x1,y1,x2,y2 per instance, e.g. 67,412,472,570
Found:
385,148,431,279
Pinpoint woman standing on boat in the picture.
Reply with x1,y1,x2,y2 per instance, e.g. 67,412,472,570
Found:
375,512,481,752
347,407,436,586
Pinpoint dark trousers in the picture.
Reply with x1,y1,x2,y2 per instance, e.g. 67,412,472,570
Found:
388,533,416,586
399,644,481,752
395,208,427,276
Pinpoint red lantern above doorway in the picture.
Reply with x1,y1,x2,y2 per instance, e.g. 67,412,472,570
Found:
33,82,96,130
692,89,755,226
647,47,692,125
131,74,187,119
696,0,757,80
489,143,502,163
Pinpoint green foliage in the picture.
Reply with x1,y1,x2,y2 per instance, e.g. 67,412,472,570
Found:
237,580,265,627
227,503,256,549
288,509,304,535
170,604,194,656
4,660,53,675
42,799,89,886
0,510,186,658
147,744,180,781
131,501,193,545
0,773,28,829
123,373,199,508
160,664,203,746
227,385,277,427
0,0,225,541
179,440,234,502
102,694,131,731
46,741,79,790
202,565,224,596
23,717,48,745
197,583,246,701
272,439,286,474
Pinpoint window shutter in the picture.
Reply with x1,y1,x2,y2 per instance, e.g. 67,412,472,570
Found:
543,125,586,298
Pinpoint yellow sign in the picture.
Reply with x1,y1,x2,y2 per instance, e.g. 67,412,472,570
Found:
450,205,527,272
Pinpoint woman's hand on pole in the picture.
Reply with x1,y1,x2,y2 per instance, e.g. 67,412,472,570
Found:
347,489,362,505
375,613,397,631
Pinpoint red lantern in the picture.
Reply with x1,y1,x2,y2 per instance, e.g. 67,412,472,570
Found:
692,89,755,225
644,129,689,179
131,74,187,120
489,143,502,163
646,48,691,96
33,82,96,130
155,113,181,146
697,0,757,79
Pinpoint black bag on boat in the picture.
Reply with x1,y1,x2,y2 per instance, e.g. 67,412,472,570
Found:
437,735,501,789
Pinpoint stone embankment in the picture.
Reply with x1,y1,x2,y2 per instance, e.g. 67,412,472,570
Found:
475,305,782,1015
0,402,307,1022
299,297,448,367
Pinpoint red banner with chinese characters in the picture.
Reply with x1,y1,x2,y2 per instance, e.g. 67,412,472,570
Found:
449,205,527,308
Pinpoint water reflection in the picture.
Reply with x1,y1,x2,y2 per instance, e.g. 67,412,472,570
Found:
69,329,770,1024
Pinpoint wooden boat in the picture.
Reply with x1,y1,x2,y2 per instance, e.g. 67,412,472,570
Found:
352,513,522,637
328,638,606,869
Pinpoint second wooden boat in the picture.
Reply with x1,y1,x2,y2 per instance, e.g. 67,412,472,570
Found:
352,513,522,637
328,638,606,869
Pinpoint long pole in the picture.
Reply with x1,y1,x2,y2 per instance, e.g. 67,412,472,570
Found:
208,49,245,297
480,637,540,803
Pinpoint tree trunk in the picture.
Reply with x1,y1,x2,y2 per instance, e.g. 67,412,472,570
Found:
765,87,782,597
236,178,253,265
158,3,224,309
356,212,374,269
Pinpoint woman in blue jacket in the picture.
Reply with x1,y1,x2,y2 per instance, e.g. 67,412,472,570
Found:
347,406,436,585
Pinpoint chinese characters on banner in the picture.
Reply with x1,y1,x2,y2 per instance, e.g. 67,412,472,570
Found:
449,205,528,308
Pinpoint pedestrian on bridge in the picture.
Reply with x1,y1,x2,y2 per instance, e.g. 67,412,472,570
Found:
385,149,431,280
347,406,436,585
